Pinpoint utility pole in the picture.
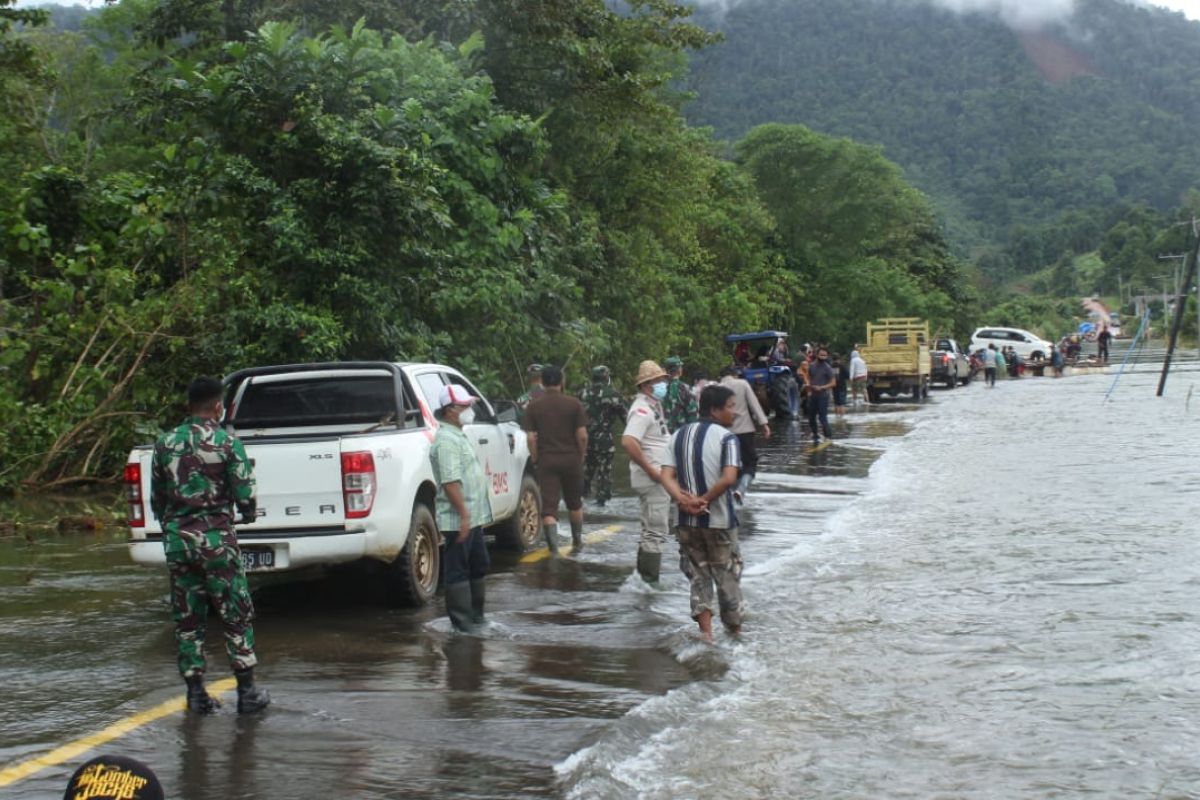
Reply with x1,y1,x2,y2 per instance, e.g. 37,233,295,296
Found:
1157,220,1200,396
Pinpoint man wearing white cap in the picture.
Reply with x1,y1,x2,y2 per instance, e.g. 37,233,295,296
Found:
621,360,681,582
430,383,493,632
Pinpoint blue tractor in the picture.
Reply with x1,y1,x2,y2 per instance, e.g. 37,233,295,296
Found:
725,331,802,419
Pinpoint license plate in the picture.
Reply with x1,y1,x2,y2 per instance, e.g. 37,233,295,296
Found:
240,547,275,572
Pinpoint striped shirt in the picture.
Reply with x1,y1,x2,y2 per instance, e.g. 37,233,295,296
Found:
664,421,742,530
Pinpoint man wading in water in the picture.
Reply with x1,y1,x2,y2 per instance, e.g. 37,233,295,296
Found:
660,385,745,641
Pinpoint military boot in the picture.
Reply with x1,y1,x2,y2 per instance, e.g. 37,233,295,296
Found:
185,675,220,714
542,523,560,555
469,579,486,626
445,581,477,633
570,519,584,553
636,548,662,584
234,668,271,714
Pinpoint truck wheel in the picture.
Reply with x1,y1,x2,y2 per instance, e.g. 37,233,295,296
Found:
770,373,800,419
866,386,880,404
912,383,921,401
495,473,542,552
386,503,440,607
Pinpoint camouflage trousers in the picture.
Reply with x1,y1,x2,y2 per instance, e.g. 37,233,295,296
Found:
676,525,744,628
583,445,615,504
167,540,258,678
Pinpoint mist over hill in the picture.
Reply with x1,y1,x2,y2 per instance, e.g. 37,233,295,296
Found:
684,0,1200,255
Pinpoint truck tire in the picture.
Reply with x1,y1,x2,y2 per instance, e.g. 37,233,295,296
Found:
866,386,880,404
386,503,441,607
770,373,801,419
495,473,542,552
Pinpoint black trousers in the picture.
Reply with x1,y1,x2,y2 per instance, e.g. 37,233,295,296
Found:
736,432,759,478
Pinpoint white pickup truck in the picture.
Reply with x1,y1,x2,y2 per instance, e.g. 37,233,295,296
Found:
124,362,542,605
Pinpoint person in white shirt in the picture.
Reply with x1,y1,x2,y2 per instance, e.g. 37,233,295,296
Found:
849,349,869,405
622,360,692,583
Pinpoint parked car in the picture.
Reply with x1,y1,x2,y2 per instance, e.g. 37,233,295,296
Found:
930,338,971,387
125,361,542,607
969,327,1054,360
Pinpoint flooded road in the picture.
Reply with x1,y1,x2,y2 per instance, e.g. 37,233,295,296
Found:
4,371,1200,798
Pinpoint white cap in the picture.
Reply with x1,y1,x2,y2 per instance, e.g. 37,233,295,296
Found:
438,383,477,409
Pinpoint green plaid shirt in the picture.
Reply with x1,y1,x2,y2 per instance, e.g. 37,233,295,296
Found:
430,422,494,532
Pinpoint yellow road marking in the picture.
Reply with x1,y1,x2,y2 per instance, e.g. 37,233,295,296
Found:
519,524,623,563
0,677,237,789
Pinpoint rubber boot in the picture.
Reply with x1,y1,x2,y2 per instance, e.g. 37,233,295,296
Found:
234,668,271,715
469,579,486,626
445,581,477,633
185,675,220,714
542,523,560,555
636,548,662,584
570,519,584,552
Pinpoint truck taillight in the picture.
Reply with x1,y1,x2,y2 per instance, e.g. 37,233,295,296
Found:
341,451,376,519
124,463,145,527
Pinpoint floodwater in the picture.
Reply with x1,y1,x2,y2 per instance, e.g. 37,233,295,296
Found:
3,369,1200,798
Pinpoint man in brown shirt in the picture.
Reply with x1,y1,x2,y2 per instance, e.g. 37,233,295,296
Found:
523,365,589,554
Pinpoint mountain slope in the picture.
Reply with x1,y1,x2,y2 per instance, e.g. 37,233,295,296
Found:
685,0,1200,251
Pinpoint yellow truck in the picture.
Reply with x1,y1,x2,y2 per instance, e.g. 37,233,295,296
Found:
860,318,931,402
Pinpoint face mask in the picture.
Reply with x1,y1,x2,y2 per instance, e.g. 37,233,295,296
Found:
459,407,476,425
651,382,668,401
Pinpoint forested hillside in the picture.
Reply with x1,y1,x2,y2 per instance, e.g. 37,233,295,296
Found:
686,0,1200,256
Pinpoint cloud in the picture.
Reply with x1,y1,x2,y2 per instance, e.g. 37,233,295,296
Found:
928,0,1076,27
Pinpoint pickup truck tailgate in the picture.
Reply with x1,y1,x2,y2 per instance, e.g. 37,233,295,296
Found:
243,437,346,528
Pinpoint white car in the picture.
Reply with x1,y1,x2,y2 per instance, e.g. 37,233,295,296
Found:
969,327,1054,360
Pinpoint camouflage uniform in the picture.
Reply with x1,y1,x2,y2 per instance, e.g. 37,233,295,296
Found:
677,525,745,629
515,363,544,423
663,378,698,433
151,416,258,679
578,369,628,505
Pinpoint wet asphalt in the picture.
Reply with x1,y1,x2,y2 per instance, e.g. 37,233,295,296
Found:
0,407,909,799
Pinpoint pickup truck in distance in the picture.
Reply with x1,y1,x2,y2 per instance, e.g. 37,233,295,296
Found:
124,362,541,606
931,338,971,387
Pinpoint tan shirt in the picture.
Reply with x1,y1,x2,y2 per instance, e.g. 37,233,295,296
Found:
623,393,670,488
719,375,769,435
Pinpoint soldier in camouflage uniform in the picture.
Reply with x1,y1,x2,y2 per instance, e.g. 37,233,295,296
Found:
515,363,544,422
663,356,698,433
578,365,627,506
150,376,270,715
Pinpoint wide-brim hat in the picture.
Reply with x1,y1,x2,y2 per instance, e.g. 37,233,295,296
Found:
635,360,668,386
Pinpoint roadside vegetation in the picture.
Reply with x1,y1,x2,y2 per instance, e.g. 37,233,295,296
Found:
1,0,1197,492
